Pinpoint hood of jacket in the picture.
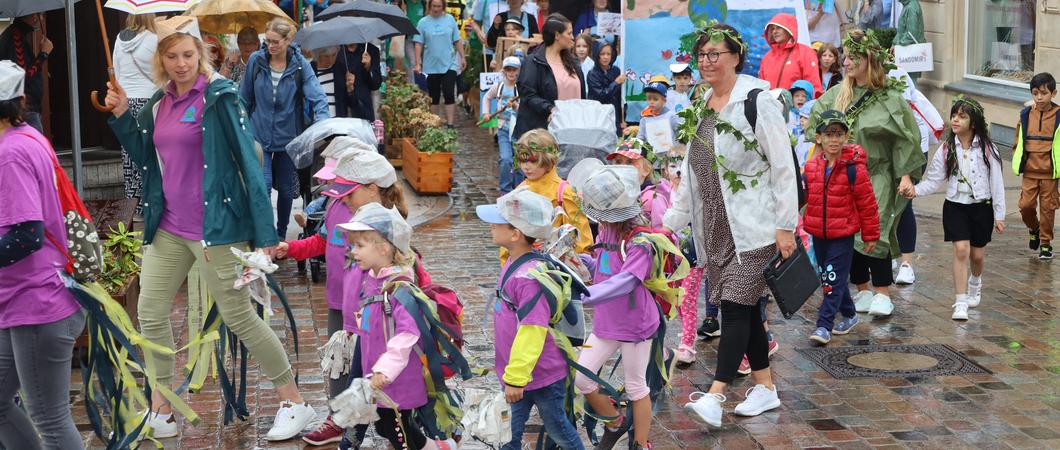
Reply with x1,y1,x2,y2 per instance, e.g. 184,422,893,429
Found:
790,79,815,95
117,29,157,54
816,144,865,168
765,13,799,50
639,105,670,118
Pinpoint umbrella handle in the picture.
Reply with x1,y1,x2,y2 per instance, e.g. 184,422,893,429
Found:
90,76,121,113
91,0,117,113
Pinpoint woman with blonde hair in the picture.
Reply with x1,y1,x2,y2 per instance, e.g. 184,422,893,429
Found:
240,17,330,240
104,18,316,442
113,13,158,204
806,29,924,318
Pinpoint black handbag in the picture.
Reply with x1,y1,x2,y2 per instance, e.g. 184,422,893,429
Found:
762,238,821,319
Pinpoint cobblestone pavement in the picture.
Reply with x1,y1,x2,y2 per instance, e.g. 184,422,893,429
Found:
78,117,1060,449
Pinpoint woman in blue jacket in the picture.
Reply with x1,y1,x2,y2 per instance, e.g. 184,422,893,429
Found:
240,18,330,239
587,42,624,135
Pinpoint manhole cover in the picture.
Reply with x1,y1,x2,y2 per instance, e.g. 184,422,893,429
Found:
797,344,991,379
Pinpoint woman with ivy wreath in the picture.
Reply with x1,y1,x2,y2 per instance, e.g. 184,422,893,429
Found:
664,23,798,427
805,29,923,318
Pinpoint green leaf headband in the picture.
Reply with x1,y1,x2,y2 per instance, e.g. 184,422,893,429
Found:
515,141,560,157
696,20,748,55
952,95,984,116
842,29,895,71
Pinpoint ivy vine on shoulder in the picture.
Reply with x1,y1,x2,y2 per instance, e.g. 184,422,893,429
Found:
676,95,768,194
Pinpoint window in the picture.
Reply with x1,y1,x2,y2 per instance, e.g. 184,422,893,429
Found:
965,0,1036,86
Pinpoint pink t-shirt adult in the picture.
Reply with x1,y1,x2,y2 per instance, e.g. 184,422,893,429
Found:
153,75,208,241
494,259,568,391
548,59,581,101
0,125,81,328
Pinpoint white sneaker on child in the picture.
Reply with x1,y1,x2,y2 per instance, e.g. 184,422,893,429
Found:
684,392,725,428
967,277,982,307
868,294,894,317
952,301,970,320
144,411,179,439
734,384,781,416
853,290,874,313
895,263,916,284
266,401,317,441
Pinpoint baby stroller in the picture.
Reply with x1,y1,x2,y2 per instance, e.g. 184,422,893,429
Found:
286,118,379,282
548,99,618,178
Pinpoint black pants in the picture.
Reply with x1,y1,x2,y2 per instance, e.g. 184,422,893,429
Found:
375,408,427,450
897,202,917,254
849,250,893,287
426,70,458,105
714,298,770,384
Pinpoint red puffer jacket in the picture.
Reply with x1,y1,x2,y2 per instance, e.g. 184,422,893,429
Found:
802,144,881,241
758,13,823,98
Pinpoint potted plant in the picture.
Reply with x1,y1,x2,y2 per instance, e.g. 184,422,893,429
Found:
380,69,433,163
402,126,457,194
99,222,143,322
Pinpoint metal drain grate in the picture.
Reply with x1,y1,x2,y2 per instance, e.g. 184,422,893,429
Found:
797,344,992,379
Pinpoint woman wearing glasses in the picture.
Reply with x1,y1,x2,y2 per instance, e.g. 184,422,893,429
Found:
664,23,798,429
240,18,330,241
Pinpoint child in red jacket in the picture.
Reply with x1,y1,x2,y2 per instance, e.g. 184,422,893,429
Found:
802,110,880,345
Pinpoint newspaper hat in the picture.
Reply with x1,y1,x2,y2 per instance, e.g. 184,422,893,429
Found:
315,136,377,180
156,16,202,41
476,187,555,240
669,63,692,75
337,202,412,255
567,159,642,223
322,150,397,197
0,61,25,102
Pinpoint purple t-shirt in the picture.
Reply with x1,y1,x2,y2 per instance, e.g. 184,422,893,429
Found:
154,75,208,241
342,263,368,333
587,227,659,342
321,200,354,310
0,125,81,328
494,259,568,391
357,267,428,409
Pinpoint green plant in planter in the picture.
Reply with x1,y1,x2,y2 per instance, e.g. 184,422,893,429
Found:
416,127,458,154
98,222,143,296
380,70,433,140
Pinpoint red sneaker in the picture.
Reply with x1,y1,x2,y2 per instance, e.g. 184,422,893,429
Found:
737,355,752,375
302,416,344,446
767,336,780,358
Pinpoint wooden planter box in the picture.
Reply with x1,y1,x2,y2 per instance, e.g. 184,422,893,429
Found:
75,274,140,349
400,138,453,194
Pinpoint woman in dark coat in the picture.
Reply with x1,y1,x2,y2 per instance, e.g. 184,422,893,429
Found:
512,14,586,140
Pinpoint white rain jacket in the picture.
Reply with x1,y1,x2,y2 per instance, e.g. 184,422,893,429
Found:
113,29,159,99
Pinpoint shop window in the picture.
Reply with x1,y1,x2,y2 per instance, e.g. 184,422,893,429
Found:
965,0,1036,86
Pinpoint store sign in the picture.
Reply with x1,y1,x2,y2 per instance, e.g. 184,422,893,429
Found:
991,42,1022,71
894,43,934,73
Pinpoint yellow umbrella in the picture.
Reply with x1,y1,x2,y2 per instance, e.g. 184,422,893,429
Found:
185,0,294,35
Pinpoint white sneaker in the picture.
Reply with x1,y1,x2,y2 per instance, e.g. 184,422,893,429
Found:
894,263,915,284
891,259,899,271
266,401,317,441
145,412,179,439
853,290,875,313
868,294,894,317
952,302,969,320
967,278,982,307
733,384,781,417
683,392,725,428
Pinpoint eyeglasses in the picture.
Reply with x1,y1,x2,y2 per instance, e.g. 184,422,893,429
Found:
696,51,735,63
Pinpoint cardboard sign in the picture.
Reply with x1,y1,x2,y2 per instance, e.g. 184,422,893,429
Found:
480,72,504,91
596,12,623,36
894,43,933,73
496,35,542,61
644,119,674,154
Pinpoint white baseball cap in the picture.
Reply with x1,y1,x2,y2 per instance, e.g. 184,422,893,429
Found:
475,187,555,239
338,202,412,255
502,56,522,69
0,61,25,102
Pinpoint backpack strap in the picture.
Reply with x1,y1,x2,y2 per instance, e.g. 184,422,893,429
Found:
744,89,763,132
846,161,857,191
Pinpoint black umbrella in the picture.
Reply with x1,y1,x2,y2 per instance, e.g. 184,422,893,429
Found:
294,16,402,50
316,0,417,35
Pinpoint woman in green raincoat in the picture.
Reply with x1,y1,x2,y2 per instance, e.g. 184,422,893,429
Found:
806,29,924,318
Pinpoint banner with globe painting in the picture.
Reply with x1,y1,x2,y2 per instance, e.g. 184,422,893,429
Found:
623,0,810,122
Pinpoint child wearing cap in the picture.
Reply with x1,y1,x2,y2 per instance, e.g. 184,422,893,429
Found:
666,63,694,114
636,81,680,154
483,56,525,193
339,203,457,450
568,161,661,450
606,140,672,230
506,129,594,260
274,143,407,446
802,110,880,344
475,188,585,450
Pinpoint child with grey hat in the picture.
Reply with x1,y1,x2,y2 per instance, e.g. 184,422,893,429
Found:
476,188,585,450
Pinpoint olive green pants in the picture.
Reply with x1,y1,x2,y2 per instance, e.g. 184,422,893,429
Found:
137,229,293,386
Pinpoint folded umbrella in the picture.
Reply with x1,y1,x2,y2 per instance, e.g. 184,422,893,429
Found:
316,0,417,35
293,16,402,51
185,0,293,35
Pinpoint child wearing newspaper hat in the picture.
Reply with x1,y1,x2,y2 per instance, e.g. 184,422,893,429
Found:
476,188,585,450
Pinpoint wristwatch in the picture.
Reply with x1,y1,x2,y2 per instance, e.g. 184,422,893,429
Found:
38,51,49,60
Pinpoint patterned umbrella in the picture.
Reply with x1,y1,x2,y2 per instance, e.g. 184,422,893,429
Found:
185,0,293,35
104,0,200,14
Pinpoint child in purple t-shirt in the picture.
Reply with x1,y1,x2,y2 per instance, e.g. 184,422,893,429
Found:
476,188,585,450
338,203,456,450
569,161,660,450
